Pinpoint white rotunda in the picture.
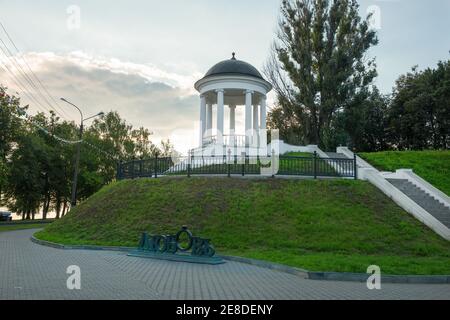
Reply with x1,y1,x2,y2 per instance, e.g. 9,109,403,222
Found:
194,53,272,156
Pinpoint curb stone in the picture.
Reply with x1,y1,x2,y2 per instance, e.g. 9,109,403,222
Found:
219,255,308,278
0,220,54,226
31,236,309,278
307,271,450,284
31,235,450,284
30,236,134,252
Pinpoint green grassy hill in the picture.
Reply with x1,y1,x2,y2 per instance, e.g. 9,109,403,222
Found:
360,150,450,195
36,177,450,275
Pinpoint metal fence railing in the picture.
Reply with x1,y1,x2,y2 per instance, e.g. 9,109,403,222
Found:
117,153,357,180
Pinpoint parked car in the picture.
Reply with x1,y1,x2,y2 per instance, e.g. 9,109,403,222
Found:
0,211,13,222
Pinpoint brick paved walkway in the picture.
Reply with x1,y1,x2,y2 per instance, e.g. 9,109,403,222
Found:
1,229,449,300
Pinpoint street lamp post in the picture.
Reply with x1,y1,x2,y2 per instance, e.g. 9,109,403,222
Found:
61,98,104,207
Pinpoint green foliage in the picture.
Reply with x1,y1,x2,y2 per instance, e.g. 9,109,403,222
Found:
0,87,175,219
0,224,48,233
339,87,390,151
270,57,450,152
266,0,378,150
4,133,48,219
266,2,449,152
0,158,7,196
37,178,450,275
387,61,450,150
0,86,24,160
360,150,450,195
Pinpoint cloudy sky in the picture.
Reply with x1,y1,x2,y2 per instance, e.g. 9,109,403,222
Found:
0,0,449,154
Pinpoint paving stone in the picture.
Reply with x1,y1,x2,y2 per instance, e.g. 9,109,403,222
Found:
0,229,449,300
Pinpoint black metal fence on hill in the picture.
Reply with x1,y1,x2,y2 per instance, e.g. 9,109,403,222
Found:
116,153,357,180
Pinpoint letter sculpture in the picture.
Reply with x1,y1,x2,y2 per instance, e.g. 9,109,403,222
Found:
129,226,224,265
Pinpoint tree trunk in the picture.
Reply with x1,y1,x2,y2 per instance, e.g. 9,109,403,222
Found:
62,201,67,217
55,197,62,220
43,195,50,220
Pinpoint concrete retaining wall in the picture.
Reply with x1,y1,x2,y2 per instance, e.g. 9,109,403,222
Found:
268,140,312,155
360,168,450,240
336,147,450,241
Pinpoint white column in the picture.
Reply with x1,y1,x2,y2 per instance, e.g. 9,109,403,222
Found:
260,95,267,130
229,105,236,132
206,103,213,134
216,89,224,144
199,95,206,147
229,105,236,151
253,104,259,147
260,95,267,149
245,90,253,148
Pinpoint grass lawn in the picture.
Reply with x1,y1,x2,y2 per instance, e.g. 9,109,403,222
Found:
36,177,450,275
0,224,46,232
360,150,450,196
284,152,313,157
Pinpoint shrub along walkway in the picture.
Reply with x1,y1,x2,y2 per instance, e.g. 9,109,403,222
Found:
1,229,449,300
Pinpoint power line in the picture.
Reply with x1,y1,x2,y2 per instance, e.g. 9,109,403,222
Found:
0,56,50,115
14,106,120,161
0,21,119,161
17,106,82,144
0,22,73,120
0,22,72,120
0,39,66,120
0,40,60,117
82,140,120,161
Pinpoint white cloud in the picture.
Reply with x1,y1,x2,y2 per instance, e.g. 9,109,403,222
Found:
0,51,202,153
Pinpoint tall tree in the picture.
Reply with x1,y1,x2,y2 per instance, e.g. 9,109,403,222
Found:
131,127,155,159
0,86,23,159
388,61,450,150
4,131,48,220
0,86,25,203
1,87,179,218
342,87,390,151
89,111,135,160
0,158,7,203
265,0,378,149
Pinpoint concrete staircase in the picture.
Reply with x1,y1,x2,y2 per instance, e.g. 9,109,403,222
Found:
387,179,450,228
325,152,350,159
336,146,450,240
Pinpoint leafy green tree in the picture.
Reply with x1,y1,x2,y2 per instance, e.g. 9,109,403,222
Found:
267,104,305,145
159,139,177,157
77,111,136,200
44,115,76,218
4,131,48,220
53,121,78,217
1,87,179,218
0,87,24,201
132,127,155,159
89,111,135,160
0,158,8,204
388,61,450,150
265,0,378,149
32,112,56,219
342,88,390,151
0,86,24,159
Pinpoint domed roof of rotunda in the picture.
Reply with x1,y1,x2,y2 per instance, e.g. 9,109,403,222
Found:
202,53,264,80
